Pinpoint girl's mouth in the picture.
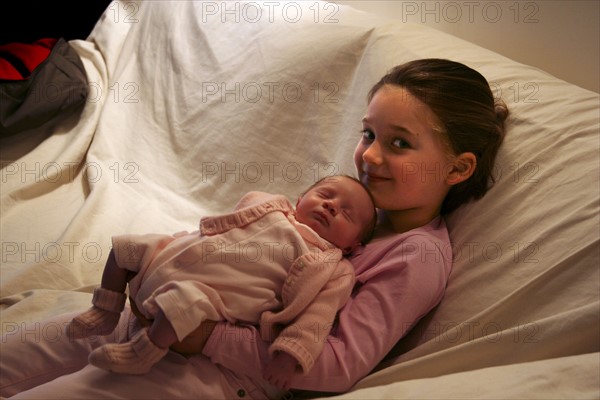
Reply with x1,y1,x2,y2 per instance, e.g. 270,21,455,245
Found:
364,172,390,183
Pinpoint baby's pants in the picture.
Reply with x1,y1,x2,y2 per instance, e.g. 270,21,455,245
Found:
0,308,282,399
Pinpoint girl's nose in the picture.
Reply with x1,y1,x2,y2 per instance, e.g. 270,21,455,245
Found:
362,141,383,165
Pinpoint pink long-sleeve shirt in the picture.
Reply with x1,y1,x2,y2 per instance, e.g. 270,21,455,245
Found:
203,215,452,394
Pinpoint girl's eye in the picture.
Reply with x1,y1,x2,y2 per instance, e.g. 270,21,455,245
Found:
392,138,411,149
361,129,375,141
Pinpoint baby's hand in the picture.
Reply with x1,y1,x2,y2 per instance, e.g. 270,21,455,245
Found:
263,351,298,391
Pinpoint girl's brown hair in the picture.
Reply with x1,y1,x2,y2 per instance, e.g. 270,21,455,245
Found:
368,59,509,214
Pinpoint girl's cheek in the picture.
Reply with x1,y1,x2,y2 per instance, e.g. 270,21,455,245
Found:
353,145,365,169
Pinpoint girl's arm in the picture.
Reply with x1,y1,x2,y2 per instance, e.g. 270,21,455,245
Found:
203,237,449,392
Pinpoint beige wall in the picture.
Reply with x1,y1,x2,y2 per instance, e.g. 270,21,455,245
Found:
337,0,599,93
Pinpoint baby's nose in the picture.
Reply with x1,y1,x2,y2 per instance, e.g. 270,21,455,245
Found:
324,200,338,215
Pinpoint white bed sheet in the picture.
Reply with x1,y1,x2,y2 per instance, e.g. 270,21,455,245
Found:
1,1,598,398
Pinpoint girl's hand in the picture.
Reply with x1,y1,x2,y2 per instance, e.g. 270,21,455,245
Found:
263,351,298,391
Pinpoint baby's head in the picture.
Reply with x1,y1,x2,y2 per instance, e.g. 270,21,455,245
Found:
295,175,377,254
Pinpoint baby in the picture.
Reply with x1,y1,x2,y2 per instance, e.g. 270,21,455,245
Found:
66,175,376,388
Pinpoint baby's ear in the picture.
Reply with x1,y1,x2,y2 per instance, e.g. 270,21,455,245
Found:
343,242,361,256
446,152,477,186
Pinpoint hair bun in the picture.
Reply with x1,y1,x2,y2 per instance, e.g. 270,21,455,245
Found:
494,99,509,124
494,99,509,140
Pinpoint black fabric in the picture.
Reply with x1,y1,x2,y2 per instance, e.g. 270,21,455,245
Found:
0,38,88,137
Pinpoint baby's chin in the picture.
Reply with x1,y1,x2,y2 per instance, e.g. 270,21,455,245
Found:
306,220,325,236
305,220,333,243
315,231,345,249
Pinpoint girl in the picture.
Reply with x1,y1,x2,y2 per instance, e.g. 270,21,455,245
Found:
0,59,507,399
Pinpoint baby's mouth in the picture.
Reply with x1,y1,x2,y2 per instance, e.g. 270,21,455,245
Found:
313,211,329,227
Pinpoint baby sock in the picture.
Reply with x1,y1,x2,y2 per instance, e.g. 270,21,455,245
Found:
88,328,169,374
66,287,127,339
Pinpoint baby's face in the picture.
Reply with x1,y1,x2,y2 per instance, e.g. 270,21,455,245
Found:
295,176,374,253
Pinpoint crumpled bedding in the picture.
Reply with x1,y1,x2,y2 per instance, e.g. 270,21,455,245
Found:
1,1,598,398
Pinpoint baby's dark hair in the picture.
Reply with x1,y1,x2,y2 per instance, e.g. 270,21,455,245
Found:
369,59,509,214
304,175,377,245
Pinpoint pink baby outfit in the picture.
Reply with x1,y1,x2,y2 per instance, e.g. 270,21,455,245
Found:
111,191,355,372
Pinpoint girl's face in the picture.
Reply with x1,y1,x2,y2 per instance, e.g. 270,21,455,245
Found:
354,85,454,231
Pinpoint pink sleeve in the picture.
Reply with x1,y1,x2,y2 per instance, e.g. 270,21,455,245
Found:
111,233,175,272
203,236,449,392
268,261,355,373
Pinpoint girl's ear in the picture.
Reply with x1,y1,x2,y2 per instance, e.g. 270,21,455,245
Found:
446,152,477,186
